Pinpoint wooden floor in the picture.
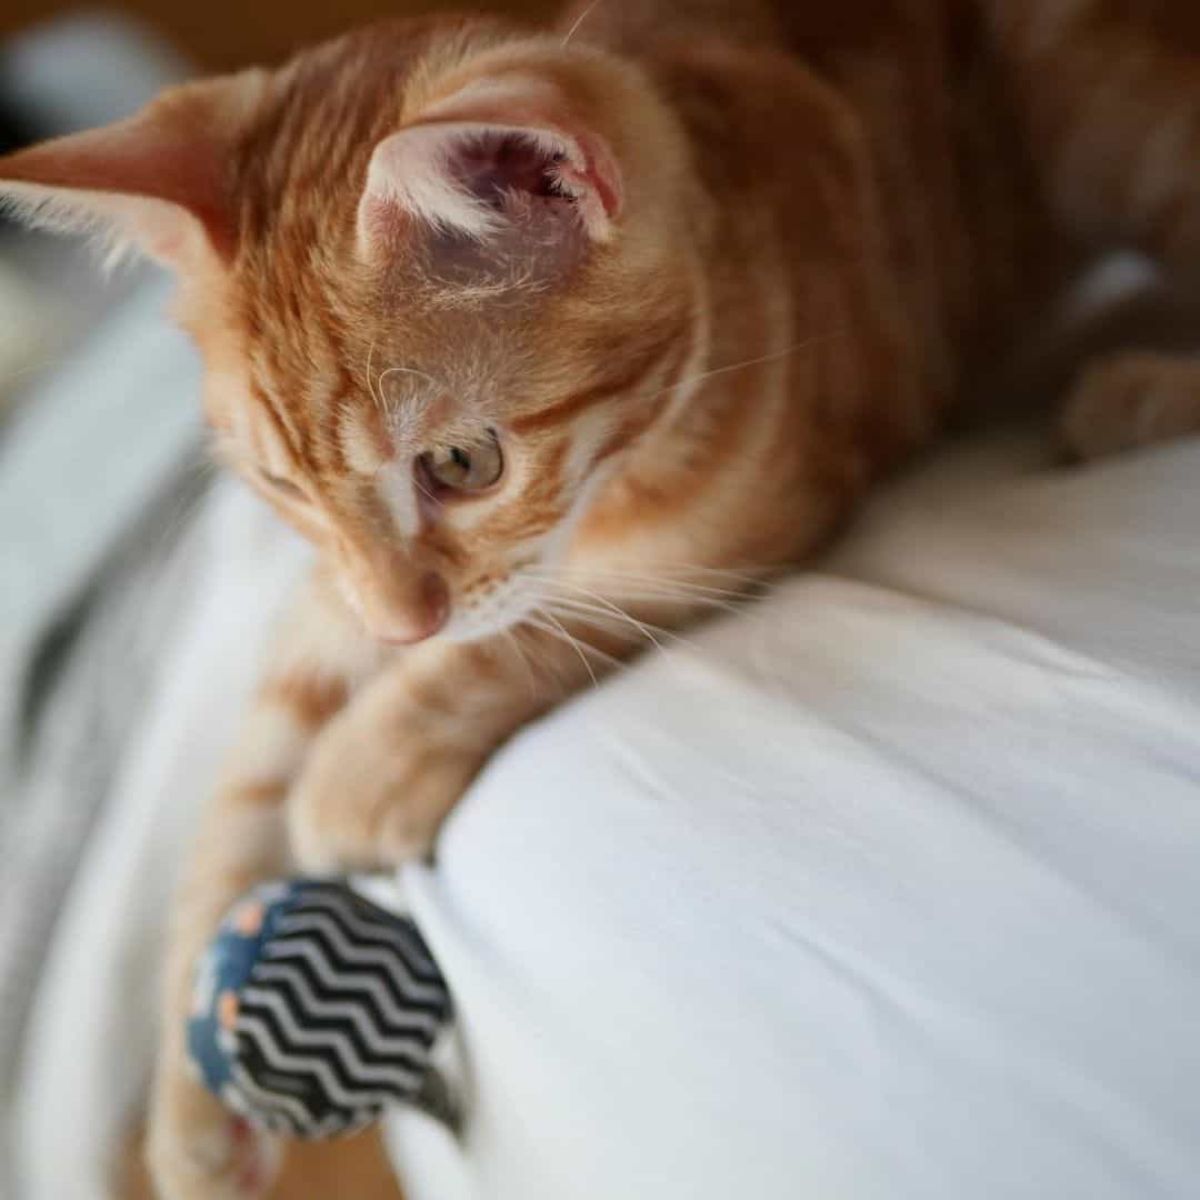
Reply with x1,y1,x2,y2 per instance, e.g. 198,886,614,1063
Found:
119,1123,407,1200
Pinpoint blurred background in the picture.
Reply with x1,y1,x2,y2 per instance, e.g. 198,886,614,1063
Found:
0,0,554,71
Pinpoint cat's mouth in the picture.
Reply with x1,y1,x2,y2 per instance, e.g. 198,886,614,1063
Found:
436,568,543,644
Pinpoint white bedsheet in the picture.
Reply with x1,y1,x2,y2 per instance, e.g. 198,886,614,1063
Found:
14,427,1200,1199
388,431,1200,1200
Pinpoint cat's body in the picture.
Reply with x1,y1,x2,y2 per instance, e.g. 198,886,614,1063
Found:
4,2,1200,1196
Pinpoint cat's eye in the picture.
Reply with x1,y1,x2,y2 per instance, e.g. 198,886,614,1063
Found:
419,430,504,495
259,469,306,501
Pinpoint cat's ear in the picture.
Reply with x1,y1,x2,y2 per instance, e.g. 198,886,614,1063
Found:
0,74,262,269
356,77,623,275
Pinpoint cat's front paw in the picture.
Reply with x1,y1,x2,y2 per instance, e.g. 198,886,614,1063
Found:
147,1060,281,1200
288,711,480,873
1060,351,1200,460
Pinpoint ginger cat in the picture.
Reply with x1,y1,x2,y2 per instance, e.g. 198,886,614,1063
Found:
4,1,1200,1196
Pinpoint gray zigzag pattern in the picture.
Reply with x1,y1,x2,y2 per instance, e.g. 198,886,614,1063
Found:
231,887,452,1137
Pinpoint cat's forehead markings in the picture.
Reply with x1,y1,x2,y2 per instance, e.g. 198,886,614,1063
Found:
378,459,420,538
340,407,390,476
388,392,428,446
379,368,445,445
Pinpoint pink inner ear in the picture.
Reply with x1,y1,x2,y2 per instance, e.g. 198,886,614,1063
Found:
455,132,571,207
357,119,621,265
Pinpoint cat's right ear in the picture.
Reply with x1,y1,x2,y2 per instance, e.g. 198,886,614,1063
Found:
0,72,264,270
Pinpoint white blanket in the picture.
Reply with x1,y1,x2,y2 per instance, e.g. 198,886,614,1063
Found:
14,424,1200,1199
391,431,1200,1200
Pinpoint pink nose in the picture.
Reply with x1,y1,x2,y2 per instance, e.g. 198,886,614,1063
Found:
364,572,450,645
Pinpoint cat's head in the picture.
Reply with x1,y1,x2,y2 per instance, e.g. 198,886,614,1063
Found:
0,18,700,643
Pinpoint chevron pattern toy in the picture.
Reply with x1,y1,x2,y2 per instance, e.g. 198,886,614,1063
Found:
187,879,455,1138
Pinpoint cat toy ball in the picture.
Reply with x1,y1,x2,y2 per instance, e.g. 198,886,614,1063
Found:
188,879,456,1138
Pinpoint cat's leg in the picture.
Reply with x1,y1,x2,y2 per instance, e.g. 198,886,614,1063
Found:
1060,350,1200,460
147,569,385,1200
287,590,727,872
987,4,1200,451
989,1,1200,271
287,631,595,871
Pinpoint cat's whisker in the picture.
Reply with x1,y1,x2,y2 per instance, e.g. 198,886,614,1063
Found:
561,0,605,47
522,610,616,689
515,617,574,687
542,608,603,688
547,600,670,657
525,599,621,657
376,365,439,415
536,582,693,659
640,331,847,411
530,560,767,589
411,470,439,508
538,580,742,621
364,338,384,415
526,566,752,607
501,626,539,697
531,574,724,649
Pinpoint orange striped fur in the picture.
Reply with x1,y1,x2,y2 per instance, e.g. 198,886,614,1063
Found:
5,3,1200,1195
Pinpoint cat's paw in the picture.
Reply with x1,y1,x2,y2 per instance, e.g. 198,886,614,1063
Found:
288,712,479,873
1060,351,1200,461
147,1064,281,1200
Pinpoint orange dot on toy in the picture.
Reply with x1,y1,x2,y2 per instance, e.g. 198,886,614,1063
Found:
219,991,240,1030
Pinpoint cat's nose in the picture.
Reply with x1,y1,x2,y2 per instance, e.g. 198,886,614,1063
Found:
358,569,450,645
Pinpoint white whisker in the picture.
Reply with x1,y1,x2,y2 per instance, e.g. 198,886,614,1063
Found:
516,616,573,687
531,561,767,589
527,566,753,610
536,581,700,658
542,609,601,688
562,0,605,46
501,627,538,698
376,365,439,414
365,339,383,415
641,331,845,411
521,612,616,689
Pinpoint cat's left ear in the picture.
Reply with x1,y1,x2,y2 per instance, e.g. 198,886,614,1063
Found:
0,74,263,269
356,76,623,273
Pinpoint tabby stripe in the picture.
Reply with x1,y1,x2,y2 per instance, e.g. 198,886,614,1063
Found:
508,330,689,436
593,338,693,466
251,380,313,475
